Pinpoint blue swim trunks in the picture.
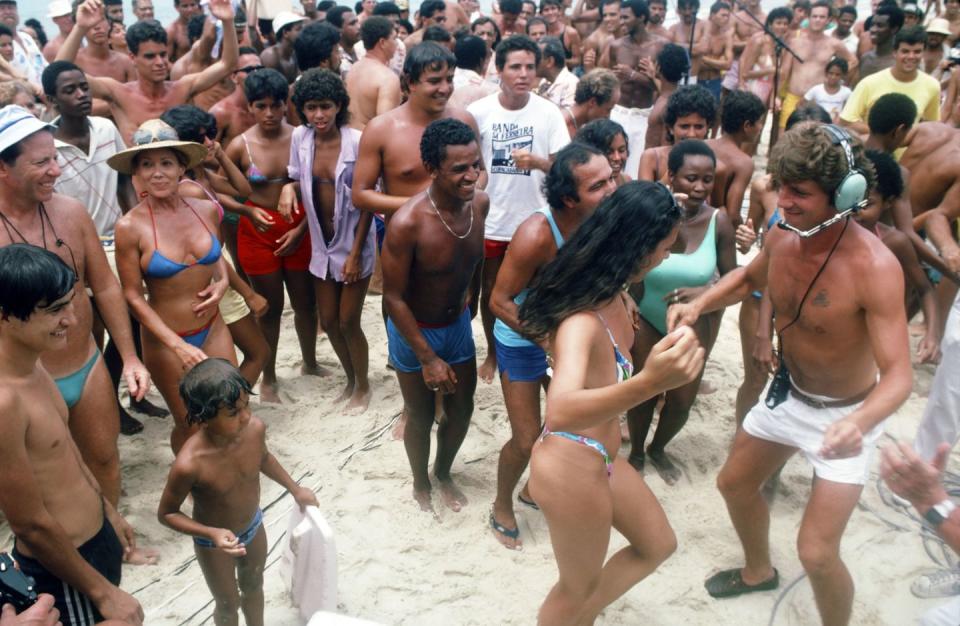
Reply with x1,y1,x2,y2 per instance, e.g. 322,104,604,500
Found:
374,214,385,253
387,308,475,373
194,508,263,548
494,337,548,382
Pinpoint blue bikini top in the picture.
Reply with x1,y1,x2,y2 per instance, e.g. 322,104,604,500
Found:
144,200,221,279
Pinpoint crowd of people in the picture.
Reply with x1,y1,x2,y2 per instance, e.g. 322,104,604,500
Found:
0,0,958,623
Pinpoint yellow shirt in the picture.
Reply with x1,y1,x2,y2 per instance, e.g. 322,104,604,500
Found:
840,68,941,126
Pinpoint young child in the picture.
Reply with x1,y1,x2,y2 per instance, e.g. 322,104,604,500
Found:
802,56,852,122
158,358,318,626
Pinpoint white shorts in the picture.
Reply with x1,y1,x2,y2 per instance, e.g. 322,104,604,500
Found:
921,595,960,626
219,286,250,326
610,104,652,183
914,290,960,462
743,381,882,485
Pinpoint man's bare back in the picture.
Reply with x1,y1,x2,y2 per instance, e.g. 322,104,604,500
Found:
346,56,401,130
899,122,960,219
764,221,902,397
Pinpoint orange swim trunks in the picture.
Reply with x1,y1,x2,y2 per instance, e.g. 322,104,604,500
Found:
237,200,312,276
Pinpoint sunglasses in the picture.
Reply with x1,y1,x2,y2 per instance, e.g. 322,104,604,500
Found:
233,65,265,74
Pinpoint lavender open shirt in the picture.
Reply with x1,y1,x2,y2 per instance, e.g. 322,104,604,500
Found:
287,125,376,281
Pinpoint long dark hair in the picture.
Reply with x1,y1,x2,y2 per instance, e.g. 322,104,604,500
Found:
520,181,681,342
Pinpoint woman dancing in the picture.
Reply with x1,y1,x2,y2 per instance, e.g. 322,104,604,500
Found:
112,119,235,452
626,140,737,484
520,181,704,625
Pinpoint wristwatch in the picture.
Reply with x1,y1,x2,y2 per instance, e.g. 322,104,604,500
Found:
924,499,957,527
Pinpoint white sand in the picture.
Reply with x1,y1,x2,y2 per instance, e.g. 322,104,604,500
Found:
15,291,938,626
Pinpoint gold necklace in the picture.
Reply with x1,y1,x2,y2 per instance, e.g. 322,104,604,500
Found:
427,188,474,239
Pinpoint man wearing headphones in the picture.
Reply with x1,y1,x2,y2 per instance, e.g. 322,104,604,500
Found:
668,123,913,624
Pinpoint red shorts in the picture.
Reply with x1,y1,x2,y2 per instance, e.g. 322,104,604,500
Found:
484,238,509,259
237,200,312,276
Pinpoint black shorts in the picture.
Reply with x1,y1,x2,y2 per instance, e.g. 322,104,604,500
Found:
12,518,122,626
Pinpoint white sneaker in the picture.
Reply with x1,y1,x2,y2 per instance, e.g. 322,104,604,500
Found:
912,569,960,599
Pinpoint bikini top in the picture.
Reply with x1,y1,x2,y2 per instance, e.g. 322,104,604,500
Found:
242,133,287,184
178,178,225,222
144,200,222,279
595,312,633,383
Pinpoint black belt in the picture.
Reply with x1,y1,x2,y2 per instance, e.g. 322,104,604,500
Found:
789,382,876,409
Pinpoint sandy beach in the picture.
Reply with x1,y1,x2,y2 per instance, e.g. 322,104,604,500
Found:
0,286,943,625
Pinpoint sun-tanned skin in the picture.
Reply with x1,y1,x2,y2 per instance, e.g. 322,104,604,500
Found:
698,6,733,84
669,150,912,626
572,0,602,41
58,0,239,145
781,6,857,111
489,152,616,549
541,2,583,68
730,0,765,68
114,145,234,454
210,53,262,146
261,20,303,84
75,12,136,83
345,25,402,130
0,270,144,625
609,3,666,109
0,130,151,518
171,15,236,111
706,111,763,226
381,139,489,514
158,387,317,626
167,0,202,63
669,3,706,76
581,0,620,71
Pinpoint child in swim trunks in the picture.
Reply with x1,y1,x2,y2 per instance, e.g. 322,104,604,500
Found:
157,358,318,624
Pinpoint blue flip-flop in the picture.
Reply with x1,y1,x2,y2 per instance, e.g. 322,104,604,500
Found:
490,512,520,542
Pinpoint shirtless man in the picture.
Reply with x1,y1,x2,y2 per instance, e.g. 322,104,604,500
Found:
209,47,262,145
645,43,689,149
697,2,734,103
670,122,912,624
669,0,706,79
166,0,201,63
0,244,145,626
171,14,236,110
706,89,765,224
571,0,603,41
132,0,154,21
73,6,136,84
405,0,449,46
42,1,74,63
58,0,238,145
857,3,903,81
382,118,489,513
541,0,583,69
495,0,528,37
647,0,669,38
580,0,620,72
609,0,667,179
261,12,304,84
779,1,857,129
722,0,765,99
489,143,615,548
346,16,401,130
326,6,361,77
560,67,620,137
0,106,152,537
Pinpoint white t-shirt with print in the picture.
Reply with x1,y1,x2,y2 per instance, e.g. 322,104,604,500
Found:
804,83,852,120
468,92,570,241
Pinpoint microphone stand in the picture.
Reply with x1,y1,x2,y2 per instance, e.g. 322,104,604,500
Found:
730,0,803,144
685,10,697,84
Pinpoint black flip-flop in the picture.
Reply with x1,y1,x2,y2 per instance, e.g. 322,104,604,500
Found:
490,512,520,542
517,493,540,511
705,568,779,598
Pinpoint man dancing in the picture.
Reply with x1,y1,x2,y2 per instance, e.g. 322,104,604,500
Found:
669,123,912,624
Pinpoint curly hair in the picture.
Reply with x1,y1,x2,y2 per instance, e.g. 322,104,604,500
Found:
519,181,681,342
295,21,341,72
179,358,255,425
865,149,903,200
243,67,289,104
657,43,690,84
768,123,876,203
665,85,716,128
543,142,605,210
420,118,477,170
292,68,350,127
720,89,765,134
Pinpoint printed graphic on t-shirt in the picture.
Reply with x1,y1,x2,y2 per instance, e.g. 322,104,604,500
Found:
490,123,533,176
